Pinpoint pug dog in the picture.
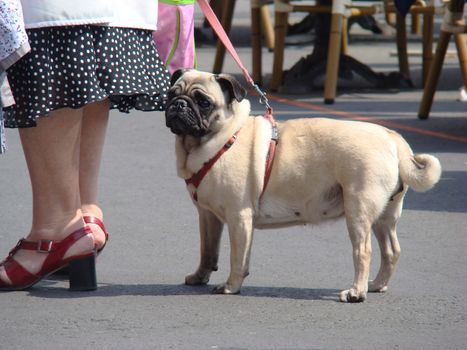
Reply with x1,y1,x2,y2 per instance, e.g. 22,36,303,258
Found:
165,69,442,302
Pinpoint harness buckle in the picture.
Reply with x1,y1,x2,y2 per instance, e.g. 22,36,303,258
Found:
271,125,279,141
224,134,237,149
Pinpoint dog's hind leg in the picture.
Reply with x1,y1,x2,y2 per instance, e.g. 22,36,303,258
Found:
213,209,254,294
340,191,383,303
185,208,224,286
369,193,404,293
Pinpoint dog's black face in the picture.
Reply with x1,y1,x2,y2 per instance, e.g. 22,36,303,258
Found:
165,85,214,137
165,69,247,137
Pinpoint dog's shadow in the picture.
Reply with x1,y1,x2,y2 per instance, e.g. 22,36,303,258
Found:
27,279,340,302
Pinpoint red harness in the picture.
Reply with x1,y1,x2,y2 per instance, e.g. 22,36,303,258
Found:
189,0,278,202
185,108,278,201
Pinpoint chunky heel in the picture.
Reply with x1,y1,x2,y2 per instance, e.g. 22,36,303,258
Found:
0,226,97,291
68,254,97,291
53,216,109,277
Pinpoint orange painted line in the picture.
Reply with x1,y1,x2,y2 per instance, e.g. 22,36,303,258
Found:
263,93,467,144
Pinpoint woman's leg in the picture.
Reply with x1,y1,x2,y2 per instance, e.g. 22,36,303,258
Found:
79,99,110,249
0,108,94,284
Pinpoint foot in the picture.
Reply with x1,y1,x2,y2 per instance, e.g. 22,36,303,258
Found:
185,272,210,286
368,280,388,293
81,205,107,251
0,219,94,288
83,216,108,252
339,288,367,303
212,282,240,295
211,273,245,295
185,266,218,286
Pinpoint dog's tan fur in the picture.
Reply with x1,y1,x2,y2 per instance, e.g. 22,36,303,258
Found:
167,70,442,302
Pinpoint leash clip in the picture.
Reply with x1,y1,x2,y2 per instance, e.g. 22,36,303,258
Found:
252,83,271,110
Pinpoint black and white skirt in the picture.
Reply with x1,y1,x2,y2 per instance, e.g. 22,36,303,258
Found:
3,25,171,128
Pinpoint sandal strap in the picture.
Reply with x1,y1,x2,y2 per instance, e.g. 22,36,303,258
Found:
10,227,91,254
0,258,36,286
0,226,93,287
11,238,60,253
41,227,93,273
84,216,109,240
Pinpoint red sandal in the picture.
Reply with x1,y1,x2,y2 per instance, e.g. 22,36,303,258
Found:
84,216,109,254
0,226,97,291
52,216,109,277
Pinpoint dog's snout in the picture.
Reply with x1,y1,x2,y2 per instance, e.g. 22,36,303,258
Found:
173,99,188,111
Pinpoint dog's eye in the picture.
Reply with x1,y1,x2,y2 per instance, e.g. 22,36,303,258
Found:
197,98,211,109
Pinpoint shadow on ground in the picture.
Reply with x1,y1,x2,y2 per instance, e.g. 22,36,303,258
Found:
27,281,341,301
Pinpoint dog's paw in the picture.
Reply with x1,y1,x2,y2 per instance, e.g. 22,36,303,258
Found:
368,281,388,293
339,288,367,303
212,283,240,295
185,272,209,286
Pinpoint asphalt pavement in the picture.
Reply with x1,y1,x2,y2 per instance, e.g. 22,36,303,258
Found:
1,3,466,349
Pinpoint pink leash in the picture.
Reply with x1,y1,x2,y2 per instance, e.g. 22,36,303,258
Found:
197,0,271,109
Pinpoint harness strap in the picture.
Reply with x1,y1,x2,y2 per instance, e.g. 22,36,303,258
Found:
262,108,278,195
185,130,241,200
185,111,278,201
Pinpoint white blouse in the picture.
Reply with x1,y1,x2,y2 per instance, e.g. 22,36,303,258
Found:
1,0,29,68
21,0,158,30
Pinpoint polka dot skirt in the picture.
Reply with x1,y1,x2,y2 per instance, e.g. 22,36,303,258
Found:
3,26,171,128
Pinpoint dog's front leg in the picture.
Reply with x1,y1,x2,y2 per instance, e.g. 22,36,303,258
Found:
213,209,254,294
185,208,224,286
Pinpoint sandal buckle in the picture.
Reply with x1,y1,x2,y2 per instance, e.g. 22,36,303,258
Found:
37,240,53,253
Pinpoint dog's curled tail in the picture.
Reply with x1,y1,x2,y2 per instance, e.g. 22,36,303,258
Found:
399,154,442,192
389,128,442,192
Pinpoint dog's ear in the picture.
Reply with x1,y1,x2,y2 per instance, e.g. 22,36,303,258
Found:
215,74,247,103
170,69,190,87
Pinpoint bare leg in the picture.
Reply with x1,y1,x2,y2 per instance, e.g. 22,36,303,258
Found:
186,208,224,285
0,108,94,284
79,99,110,248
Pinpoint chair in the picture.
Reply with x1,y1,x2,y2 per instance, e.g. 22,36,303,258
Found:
418,0,467,119
384,0,440,86
270,0,438,104
271,0,386,101
212,0,275,85
385,0,426,35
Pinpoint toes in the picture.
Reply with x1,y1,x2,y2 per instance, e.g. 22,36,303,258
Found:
185,272,209,286
368,281,388,293
212,283,240,295
0,267,13,286
339,288,367,303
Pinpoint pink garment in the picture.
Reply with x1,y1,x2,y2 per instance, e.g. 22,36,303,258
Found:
153,2,195,75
